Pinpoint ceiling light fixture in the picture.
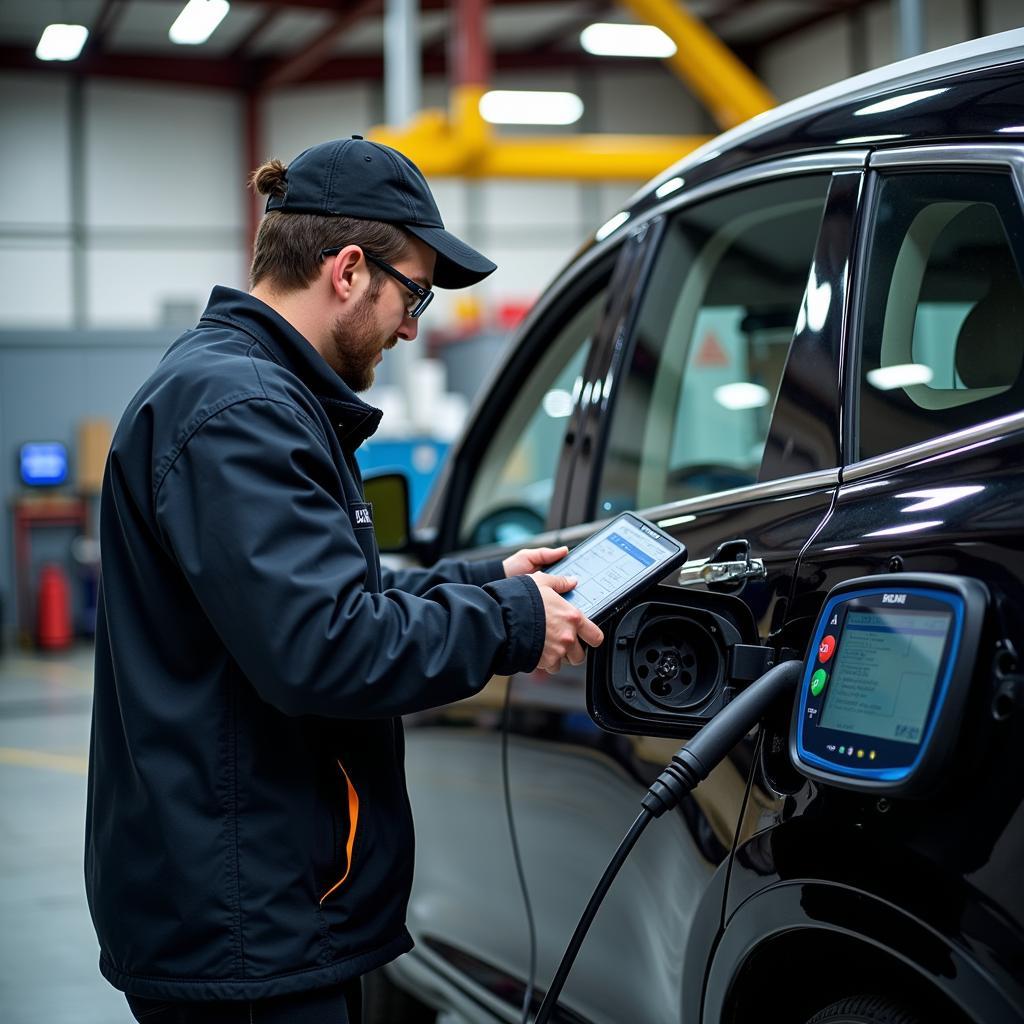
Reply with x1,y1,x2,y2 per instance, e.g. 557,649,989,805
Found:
169,0,230,46
580,23,676,58
479,90,584,126
35,24,89,62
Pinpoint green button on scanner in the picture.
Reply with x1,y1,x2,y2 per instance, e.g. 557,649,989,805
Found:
810,669,828,697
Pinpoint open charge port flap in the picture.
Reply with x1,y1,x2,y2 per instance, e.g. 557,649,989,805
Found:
587,591,764,739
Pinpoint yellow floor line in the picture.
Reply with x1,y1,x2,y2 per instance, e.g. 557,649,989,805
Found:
0,747,88,775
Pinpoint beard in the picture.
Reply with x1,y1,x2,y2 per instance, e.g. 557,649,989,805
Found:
327,288,395,393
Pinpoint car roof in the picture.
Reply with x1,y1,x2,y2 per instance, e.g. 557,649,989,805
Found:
624,27,1024,217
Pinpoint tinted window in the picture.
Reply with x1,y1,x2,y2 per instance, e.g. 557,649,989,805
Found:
459,286,605,547
857,170,1024,461
595,174,831,517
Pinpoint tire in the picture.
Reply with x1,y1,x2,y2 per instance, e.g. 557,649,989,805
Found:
805,993,925,1024
362,966,437,1024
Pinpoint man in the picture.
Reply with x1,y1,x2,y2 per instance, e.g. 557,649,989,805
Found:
85,136,603,1024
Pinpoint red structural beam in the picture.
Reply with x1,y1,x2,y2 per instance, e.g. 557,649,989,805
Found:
0,44,656,89
451,0,489,88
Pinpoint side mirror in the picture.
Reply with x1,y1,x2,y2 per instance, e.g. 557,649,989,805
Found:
363,471,411,553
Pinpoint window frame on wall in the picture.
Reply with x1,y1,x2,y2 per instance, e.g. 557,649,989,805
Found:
584,165,838,523
844,145,1024,483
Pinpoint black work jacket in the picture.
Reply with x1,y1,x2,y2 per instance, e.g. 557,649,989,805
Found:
85,287,544,1001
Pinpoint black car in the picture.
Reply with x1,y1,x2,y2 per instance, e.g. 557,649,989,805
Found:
367,28,1024,1024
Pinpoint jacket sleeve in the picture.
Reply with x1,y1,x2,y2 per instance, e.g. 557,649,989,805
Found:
153,397,545,719
381,556,506,596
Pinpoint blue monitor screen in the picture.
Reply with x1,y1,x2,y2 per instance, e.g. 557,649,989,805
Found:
19,442,69,487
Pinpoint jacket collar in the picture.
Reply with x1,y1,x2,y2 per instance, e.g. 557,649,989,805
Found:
199,286,383,449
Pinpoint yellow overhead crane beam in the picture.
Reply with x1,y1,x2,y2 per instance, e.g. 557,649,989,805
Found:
370,0,775,180
619,0,776,130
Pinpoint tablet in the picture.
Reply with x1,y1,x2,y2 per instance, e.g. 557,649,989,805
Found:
549,512,687,622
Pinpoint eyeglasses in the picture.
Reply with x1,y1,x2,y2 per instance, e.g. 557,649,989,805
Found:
320,246,434,319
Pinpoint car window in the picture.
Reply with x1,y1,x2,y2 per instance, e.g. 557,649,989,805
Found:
594,174,831,517
458,287,605,548
856,170,1024,462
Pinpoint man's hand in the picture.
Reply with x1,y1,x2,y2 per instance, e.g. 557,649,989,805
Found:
529,572,604,674
503,545,569,579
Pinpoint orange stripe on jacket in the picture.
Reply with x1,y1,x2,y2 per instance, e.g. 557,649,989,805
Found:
319,759,360,904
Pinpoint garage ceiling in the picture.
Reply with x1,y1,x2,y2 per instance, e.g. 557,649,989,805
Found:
0,0,888,89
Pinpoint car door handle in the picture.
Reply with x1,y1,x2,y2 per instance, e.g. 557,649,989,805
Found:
677,556,766,586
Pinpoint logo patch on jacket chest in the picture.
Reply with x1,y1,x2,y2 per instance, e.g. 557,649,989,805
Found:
351,503,373,527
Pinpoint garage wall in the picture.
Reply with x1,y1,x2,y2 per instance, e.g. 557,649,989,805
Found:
0,64,707,333
0,0,1018,632
759,0,1020,100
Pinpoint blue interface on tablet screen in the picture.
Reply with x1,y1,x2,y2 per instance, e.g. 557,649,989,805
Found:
559,519,677,617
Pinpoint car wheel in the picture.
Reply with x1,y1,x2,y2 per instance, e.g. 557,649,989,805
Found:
804,993,924,1024
361,966,437,1024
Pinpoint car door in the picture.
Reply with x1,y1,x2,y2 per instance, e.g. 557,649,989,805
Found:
495,158,865,1024
722,145,1024,1024
392,228,660,1020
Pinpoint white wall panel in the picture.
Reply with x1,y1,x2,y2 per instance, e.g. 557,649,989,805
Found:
479,180,581,230
867,1,900,70
423,178,468,233
262,83,377,166
85,82,244,230
761,16,854,101
926,0,971,51
86,247,245,327
594,68,709,134
480,238,580,303
0,247,74,326
986,0,1024,32
0,74,71,226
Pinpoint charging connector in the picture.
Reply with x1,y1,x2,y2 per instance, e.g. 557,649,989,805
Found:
531,660,803,1024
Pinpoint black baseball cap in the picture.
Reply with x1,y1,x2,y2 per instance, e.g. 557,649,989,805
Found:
265,135,496,289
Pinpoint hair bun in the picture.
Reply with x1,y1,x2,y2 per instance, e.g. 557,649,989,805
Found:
249,159,288,198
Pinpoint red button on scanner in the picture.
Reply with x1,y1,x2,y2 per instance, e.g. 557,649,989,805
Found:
818,635,836,663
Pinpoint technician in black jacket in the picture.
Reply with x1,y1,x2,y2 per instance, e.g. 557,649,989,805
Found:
85,136,603,1024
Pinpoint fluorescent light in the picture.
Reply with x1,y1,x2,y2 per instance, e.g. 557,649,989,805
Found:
479,90,583,126
169,0,230,45
866,363,934,390
580,23,676,59
542,389,574,419
595,211,629,241
655,176,685,199
853,88,948,116
714,382,770,411
35,24,89,61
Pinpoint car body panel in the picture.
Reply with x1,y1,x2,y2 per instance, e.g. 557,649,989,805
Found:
387,32,1024,1024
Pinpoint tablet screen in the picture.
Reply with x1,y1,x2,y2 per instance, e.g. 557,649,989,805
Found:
554,514,685,620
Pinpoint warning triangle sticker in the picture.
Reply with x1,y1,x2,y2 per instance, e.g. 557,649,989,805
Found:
694,330,730,367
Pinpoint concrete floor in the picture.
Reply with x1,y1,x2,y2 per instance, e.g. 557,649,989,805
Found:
0,643,130,1023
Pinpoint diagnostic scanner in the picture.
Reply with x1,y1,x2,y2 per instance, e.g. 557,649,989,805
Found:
790,573,988,797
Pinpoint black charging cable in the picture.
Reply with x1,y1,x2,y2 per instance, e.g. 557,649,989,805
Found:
531,659,803,1024
502,672,538,1022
